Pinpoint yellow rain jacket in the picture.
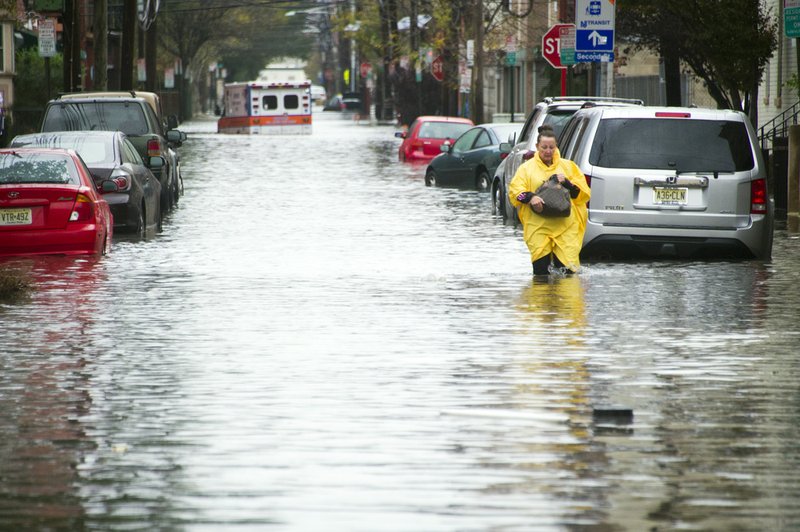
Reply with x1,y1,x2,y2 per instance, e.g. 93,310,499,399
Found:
508,150,591,270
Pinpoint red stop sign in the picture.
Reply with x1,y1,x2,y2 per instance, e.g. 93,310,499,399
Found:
542,24,572,69
431,55,444,82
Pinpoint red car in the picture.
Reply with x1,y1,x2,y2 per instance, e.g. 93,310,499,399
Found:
0,148,114,257
395,116,474,162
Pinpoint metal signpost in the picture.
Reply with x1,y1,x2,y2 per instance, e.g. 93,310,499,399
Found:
575,0,615,63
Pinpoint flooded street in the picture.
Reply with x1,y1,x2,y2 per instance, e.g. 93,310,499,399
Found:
2,112,800,531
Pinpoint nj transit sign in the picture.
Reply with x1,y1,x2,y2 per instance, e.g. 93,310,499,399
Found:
575,0,615,62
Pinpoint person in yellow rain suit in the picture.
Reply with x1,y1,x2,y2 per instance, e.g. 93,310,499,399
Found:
509,125,591,276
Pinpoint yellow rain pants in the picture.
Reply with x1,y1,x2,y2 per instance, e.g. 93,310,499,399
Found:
508,151,591,271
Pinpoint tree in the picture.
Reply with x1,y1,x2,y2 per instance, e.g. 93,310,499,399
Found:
618,0,777,124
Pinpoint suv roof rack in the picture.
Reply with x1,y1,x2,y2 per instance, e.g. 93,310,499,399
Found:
542,96,644,105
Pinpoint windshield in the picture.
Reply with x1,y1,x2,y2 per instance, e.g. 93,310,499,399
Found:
589,118,754,172
42,102,150,136
12,136,113,165
0,153,78,185
418,121,472,140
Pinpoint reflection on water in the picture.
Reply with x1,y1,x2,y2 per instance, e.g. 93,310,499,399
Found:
1,115,800,530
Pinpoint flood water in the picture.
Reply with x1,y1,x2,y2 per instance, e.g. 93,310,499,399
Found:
2,112,800,531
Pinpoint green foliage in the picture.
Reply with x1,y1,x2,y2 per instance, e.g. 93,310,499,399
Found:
618,0,778,114
6,49,63,144
785,72,800,97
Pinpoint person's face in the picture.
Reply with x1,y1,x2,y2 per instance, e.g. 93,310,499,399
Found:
537,137,557,164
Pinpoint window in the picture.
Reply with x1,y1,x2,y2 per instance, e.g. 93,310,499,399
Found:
453,128,480,151
589,118,755,172
263,95,278,110
42,102,149,136
284,94,299,110
122,139,143,165
473,130,492,149
0,153,78,184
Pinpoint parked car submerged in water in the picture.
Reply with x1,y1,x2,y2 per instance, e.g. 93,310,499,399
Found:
424,122,522,190
395,116,474,162
557,105,774,260
11,131,163,236
0,148,113,257
40,92,185,212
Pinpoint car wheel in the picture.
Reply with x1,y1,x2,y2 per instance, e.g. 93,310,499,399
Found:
492,179,506,217
476,169,491,192
425,169,437,187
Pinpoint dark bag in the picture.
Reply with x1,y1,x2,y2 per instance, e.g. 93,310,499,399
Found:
533,175,571,217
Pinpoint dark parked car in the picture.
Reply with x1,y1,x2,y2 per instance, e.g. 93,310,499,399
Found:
11,131,163,236
40,93,185,212
424,123,522,190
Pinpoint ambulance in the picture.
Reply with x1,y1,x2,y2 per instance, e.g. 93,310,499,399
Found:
217,81,312,134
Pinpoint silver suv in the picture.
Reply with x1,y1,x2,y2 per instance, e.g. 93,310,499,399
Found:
492,96,642,222
558,106,774,260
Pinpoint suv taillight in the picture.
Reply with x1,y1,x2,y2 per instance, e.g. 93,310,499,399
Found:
147,138,162,157
750,178,767,214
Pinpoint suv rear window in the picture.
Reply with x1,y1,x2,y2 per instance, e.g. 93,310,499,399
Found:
589,118,754,172
43,102,150,136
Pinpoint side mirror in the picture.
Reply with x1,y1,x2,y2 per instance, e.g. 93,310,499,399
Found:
167,115,179,129
499,142,512,154
166,129,185,144
394,131,407,139
440,141,452,153
101,180,118,193
148,156,165,169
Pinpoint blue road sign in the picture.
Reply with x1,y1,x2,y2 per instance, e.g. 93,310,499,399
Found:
575,0,615,61
576,29,614,52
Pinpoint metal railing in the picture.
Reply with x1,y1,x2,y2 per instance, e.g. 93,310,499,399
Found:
759,100,800,150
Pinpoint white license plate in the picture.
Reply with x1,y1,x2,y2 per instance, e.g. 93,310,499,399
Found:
653,187,688,205
0,208,32,225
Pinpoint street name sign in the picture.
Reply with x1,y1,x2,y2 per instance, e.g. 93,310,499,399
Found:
786,0,800,38
575,0,615,63
559,25,576,66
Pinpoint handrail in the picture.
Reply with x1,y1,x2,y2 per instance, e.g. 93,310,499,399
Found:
759,100,800,149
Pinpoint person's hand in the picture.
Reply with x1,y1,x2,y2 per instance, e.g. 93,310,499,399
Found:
555,173,567,184
530,195,544,213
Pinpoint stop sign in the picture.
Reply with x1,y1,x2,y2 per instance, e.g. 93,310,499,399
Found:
431,55,444,82
542,24,573,69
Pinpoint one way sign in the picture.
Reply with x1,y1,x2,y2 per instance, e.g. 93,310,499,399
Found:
575,0,615,62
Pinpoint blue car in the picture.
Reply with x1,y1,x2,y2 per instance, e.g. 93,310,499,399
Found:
424,123,522,190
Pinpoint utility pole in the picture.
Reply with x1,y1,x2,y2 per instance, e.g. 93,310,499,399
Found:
94,0,108,90
471,0,484,124
62,0,82,92
145,18,157,91
121,0,136,90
